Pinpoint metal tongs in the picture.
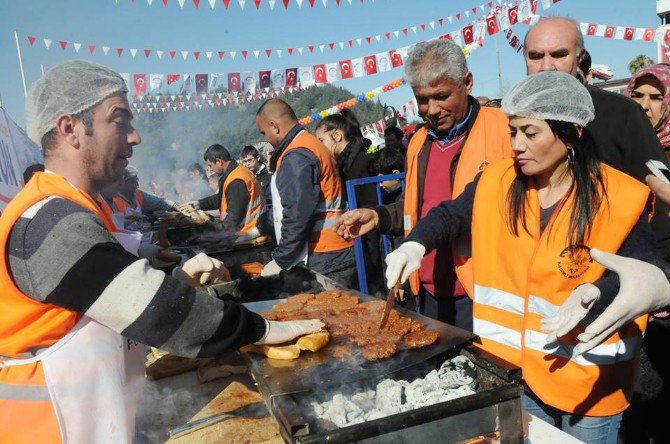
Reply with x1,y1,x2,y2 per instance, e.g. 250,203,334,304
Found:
168,402,268,439
379,280,401,330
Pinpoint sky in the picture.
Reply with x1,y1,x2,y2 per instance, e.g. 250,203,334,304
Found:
0,0,665,129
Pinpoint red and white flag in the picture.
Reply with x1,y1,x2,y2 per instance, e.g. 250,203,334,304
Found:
462,24,474,45
486,14,499,35
167,73,181,85
259,70,271,89
508,6,518,25
364,55,378,75
624,27,635,41
643,28,655,42
228,72,241,92
195,74,208,94
285,68,298,87
339,59,353,79
313,64,327,84
586,23,597,36
389,50,403,68
133,74,146,97
604,25,616,38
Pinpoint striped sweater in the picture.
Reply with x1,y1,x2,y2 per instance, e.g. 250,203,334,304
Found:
7,196,266,358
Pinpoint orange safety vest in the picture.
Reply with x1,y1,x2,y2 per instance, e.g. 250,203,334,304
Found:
471,158,649,416
0,172,117,442
403,107,513,296
96,195,116,222
112,189,144,214
219,164,265,234
276,131,354,253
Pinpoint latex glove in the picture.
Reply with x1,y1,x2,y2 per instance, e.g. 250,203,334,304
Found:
177,201,200,213
572,248,670,356
333,208,379,241
541,283,601,343
646,175,670,218
261,259,283,277
384,241,426,290
172,252,229,286
255,319,325,345
138,242,162,260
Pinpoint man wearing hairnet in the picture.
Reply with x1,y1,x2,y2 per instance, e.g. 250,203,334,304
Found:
0,60,323,442
333,39,513,330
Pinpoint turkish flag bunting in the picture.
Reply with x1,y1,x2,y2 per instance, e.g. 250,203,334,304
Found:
462,24,474,45
144,49,151,58
530,0,538,14
389,49,403,68
314,64,327,83
624,27,635,41
28,36,36,45
169,50,176,59
218,51,225,59
59,41,68,50
117,47,124,56
605,25,615,38
508,6,518,25
486,14,499,35
223,0,231,8
133,74,146,97
193,51,200,60
88,44,96,54
364,55,378,75
265,49,272,57
587,24,597,36
285,68,298,87
643,28,655,42
195,74,208,94
228,73,241,92
339,60,353,79
259,70,271,88
167,74,180,85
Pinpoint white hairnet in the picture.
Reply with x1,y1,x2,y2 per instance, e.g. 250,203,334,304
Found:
123,165,139,181
501,71,595,126
26,60,128,144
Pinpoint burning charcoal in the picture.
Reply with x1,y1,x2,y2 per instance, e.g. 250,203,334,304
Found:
350,391,376,412
323,402,348,428
312,401,325,417
375,380,404,414
437,355,478,390
344,399,363,423
364,409,386,421
442,385,476,402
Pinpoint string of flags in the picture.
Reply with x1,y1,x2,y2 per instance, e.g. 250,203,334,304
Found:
359,99,418,139
28,1,513,61
577,21,670,43
113,0,374,10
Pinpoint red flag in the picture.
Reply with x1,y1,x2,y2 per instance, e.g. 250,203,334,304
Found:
288,47,294,55
285,68,298,87
117,47,124,56
314,64,327,83
228,73,241,92
259,70,271,88
241,50,248,59
265,49,272,57
282,0,289,7
223,0,231,7
169,50,176,59
508,6,518,25
88,44,96,54
365,36,371,44
462,24,474,45
389,50,403,68
193,0,200,7
218,51,225,59
364,55,377,75
486,14,499,35
167,74,180,85
643,28,655,42
27,36,36,45
339,60,353,79
385,33,391,39
329,42,334,50
605,25,615,38
193,51,200,60
420,23,426,31
308,45,314,53
195,74,208,94
144,49,151,58
530,0,538,14
587,24,597,36
59,41,68,50
624,27,635,41
133,74,146,97
254,0,261,8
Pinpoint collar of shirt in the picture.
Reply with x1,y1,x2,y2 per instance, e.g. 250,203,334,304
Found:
270,124,304,171
426,103,473,144
220,159,238,183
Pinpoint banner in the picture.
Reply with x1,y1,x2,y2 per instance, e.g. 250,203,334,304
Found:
0,108,44,211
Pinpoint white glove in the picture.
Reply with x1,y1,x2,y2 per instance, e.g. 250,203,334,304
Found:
541,283,601,343
572,248,670,356
384,241,426,289
172,252,230,286
255,319,325,345
177,201,200,213
261,259,283,277
138,242,162,260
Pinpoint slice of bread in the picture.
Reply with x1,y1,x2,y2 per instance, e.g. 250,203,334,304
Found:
296,331,330,352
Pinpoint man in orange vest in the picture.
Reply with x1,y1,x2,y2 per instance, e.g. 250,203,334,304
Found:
255,99,355,287
0,60,323,443
334,39,512,328
180,144,264,235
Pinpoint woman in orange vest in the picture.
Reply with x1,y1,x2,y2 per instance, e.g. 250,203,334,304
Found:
384,71,659,443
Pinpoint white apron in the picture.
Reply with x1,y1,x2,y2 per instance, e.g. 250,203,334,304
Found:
1,238,146,443
270,173,308,264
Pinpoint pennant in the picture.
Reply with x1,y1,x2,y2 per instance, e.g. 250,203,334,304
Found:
486,14,499,35
265,49,272,57
595,25,606,37
364,55,378,75
133,74,147,97
230,51,237,59
28,36,36,46
298,66,315,87
195,74,208,94
193,51,200,60
325,62,340,82
169,49,176,59
614,26,626,40
259,70,271,89
117,47,124,56
351,57,365,78
271,69,286,89
339,59,353,79
206,51,212,60
228,72,241,92
181,50,188,59
144,49,152,58
643,28,655,42
130,48,138,58
180,74,193,93
313,64,327,84
624,27,635,41
241,50,248,59
285,68,298,87
150,74,164,92
586,23,597,36
88,44,96,54
508,5,518,25
462,24,474,45
376,51,391,72
604,25,616,38
242,71,258,93
209,73,221,90
253,50,260,58
389,49,403,68
218,51,225,59
59,41,68,50
102,46,110,55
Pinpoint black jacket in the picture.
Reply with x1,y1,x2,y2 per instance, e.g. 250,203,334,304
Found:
586,85,670,259
198,160,249,232
336,138,376,208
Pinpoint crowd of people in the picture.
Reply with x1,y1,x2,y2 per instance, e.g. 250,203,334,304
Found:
3,14,670,444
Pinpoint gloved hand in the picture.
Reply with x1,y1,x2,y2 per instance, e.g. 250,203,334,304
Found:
261,259,283,277
572,248,670,356
172,252,230,286
255,319,325,345
235,226,261,243
541,283,601,343
177,201,200,213
384,241,426,289
333,208,379,241
138,242,162,260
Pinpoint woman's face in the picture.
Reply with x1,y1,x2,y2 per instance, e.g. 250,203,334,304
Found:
315,127,344,155
509,117,569,180
630,76,664,127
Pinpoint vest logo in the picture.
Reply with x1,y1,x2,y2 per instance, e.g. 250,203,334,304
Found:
557,245,592,278
478,161,489,171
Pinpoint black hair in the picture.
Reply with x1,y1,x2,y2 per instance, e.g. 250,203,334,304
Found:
384,126,405,147
188,162,207,178
315,108,363,142
240,145,260,159
506,121,605,245
22,163,44,184
203,144,231,162
578,50,592,76
41,107,95,154
372,148,405,175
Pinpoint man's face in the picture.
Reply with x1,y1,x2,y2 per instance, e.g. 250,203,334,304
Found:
412,74,473,133
256,116,281,148
524,20,580,76
240,153,261,172
78,93,141,191
206,159,226,174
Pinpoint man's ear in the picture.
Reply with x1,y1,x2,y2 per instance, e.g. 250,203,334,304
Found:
55,114,80,148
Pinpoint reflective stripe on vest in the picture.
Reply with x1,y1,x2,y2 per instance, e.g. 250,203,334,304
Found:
402,107,513,296
276,130,353,254
112,189,144,214
471,158,650,416
219,164,265,234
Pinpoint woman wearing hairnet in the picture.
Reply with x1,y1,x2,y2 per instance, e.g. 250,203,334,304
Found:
380,71,659,443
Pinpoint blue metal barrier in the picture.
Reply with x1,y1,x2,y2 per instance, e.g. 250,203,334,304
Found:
345,173,406,294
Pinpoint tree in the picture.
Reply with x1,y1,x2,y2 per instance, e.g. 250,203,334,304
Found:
628,54,654,75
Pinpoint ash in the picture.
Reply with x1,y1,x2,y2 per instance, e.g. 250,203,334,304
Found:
311,355,477,428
